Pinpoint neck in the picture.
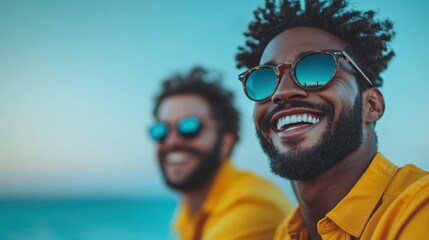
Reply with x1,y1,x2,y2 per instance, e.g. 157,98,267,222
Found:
181,178,215,216
180,157,229,216
291,133,377,240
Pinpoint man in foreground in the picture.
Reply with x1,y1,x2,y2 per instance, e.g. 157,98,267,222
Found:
149,67,293,239
235,0,429,239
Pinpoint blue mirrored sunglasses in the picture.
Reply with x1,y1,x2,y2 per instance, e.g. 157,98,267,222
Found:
149,116,202,142
238,50,372,102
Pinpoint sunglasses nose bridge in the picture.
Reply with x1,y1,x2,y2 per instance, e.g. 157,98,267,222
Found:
161,127,184,146
276,61,293,73
271,62,308,104
275,61,294,84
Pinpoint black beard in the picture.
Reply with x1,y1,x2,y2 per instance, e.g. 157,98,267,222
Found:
158,134,221,191
256,95,363,181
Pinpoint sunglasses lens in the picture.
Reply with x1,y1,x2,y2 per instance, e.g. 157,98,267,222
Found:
149,123,168,142
178,117,201,137
295,53,336,89
245,67,278,101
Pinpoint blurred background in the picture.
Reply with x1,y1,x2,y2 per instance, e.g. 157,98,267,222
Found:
1,0,428,239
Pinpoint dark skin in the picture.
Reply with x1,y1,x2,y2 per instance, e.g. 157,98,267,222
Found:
253,27,385,240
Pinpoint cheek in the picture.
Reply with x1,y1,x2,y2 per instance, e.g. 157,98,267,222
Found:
156,144,163,156
191,130,218,150
336,91,359,118
253,103,267,131
321,81,359,115
196,138,215,150
333,76,360,103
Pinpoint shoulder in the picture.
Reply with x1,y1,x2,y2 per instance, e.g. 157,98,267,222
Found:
388,173,429,222
194,161,294,239
223,169,291,210
373,172,429,239
385,163,428,197
207,162,293,214
203,169,294,239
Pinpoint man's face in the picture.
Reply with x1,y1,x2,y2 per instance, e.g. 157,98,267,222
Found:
253,27,364,180
156,94,221,191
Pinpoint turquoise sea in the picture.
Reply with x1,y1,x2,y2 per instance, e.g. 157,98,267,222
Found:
0,198,177,240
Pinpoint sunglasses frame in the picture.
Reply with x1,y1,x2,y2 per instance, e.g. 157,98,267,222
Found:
238,50,373,102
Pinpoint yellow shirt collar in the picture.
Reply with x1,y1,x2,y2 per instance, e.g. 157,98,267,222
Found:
176,159,235,231
325,153,398,237
202,159,235,213
285,153,399,238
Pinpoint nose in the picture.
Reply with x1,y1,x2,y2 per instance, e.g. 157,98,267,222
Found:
271,70,307,104
161,128,184,148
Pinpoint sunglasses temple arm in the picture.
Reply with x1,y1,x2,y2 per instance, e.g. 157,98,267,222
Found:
238,73,246,82
342,51,373,86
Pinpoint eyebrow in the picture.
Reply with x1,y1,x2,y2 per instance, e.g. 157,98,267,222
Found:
260,51,311,66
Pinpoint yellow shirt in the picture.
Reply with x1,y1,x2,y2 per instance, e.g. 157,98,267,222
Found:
275,152,429,240
175,160,294,240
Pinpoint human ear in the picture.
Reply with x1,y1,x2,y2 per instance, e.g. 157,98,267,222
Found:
363,88,385,124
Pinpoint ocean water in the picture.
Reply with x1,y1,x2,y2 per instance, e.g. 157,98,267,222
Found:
0,198,178,240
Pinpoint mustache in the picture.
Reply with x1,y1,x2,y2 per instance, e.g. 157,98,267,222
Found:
260,101,333,132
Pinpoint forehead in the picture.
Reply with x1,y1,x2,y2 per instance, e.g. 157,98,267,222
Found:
260,27,347,64
157,94,212,122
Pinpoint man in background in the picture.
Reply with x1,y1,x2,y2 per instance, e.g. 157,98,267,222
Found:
149,66,293,239
235,0,429,239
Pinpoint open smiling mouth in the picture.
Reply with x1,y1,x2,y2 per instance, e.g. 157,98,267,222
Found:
165,152,192,164
274,113,322,132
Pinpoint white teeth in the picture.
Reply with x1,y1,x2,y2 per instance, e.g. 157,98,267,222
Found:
167,153,186,163
276,114,321,131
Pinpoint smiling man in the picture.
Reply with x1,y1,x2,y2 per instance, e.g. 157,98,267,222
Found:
150,67,293,240
236,0,429,239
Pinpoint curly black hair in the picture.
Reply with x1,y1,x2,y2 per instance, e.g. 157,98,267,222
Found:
236,0,395,88
153,66,240,142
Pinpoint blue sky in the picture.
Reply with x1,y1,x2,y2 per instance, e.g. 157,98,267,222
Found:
1,0,428,199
